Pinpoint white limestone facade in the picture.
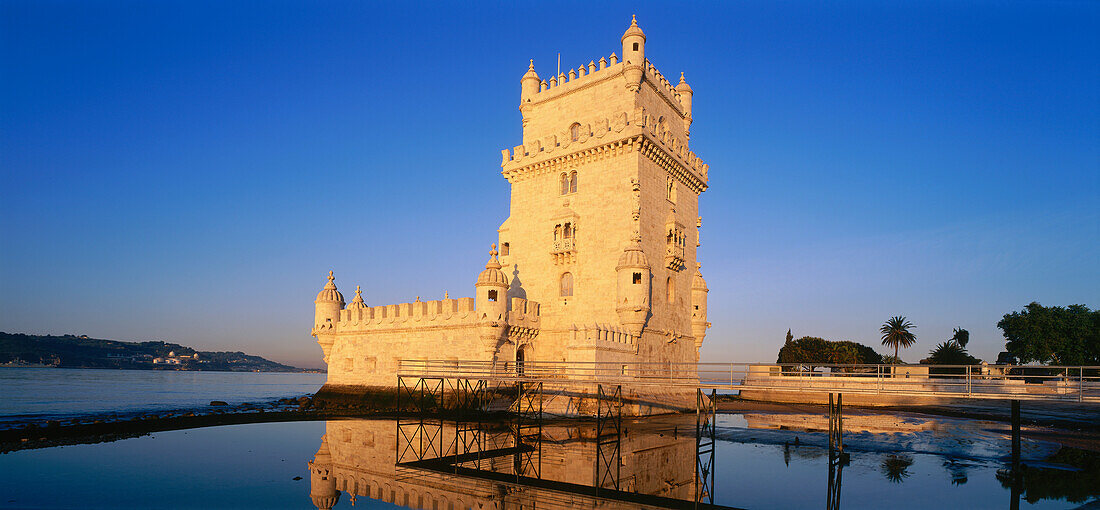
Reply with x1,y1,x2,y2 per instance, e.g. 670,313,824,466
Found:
312,17,711,393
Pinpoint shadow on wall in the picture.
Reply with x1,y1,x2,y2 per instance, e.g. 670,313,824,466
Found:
508,264,527,303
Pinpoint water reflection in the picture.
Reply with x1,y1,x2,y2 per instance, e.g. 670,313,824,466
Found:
943,459,970,486
306,416,725,509
301,414,1100,510
881,454,914,483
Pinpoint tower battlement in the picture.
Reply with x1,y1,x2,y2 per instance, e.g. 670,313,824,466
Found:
329,296,541,333
523,56,688,116
311,17,712,396
500,106,708,188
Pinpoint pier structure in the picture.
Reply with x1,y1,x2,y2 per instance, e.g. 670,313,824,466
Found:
396,358,1100,497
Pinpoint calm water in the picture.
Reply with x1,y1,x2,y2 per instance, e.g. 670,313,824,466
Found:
0,368,325,425
1,415,1095,509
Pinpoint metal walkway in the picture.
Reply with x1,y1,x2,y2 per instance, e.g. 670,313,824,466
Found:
398,360,1100,403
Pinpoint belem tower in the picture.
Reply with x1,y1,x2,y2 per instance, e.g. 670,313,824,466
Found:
311,17,711,406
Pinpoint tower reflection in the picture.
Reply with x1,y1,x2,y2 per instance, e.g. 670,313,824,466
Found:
305,416,736,509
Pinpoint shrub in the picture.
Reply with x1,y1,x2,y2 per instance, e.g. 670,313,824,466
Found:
777,337,883,366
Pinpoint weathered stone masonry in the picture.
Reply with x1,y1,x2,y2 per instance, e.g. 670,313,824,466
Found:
312,17,712,394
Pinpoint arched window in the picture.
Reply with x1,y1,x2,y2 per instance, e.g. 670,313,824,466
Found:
666,176,676,203
666,276,674,303
569,171,577,193
570,123,580,142
488,290,498,302
560,272,573,297
501,242,509,256
563,222,572,239
554,224,562,241
560,173,569,195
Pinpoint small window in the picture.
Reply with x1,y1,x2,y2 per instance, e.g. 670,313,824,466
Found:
632,272,642,284
563,223,572,239
570,123,580,142
569,171,577,193
554,224,562,241
488,290,498,301
560,173,569,195
633,43,639,51
560,272,573,297
666,276,674,303
666,176,677,203
501,242,510,256
694,305,700,310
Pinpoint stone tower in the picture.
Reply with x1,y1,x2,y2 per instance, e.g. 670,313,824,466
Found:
497,16,710,367
308,18,710,404
312,271,344,364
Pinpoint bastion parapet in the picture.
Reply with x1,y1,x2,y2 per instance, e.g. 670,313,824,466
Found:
311,17,712,403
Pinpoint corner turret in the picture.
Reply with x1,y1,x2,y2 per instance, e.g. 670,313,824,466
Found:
676,72,694,134
691,264,710,352
615,240,651,336
475,245,509,354
520,59,540,103
312,271,344,364
621,15,646,91
308,435,340,510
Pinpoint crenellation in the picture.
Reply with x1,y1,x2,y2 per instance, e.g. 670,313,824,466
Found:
568,323,638,353
501,106,708,188
313,17,710,396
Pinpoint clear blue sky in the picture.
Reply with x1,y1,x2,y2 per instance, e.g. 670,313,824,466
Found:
2,1,1097,369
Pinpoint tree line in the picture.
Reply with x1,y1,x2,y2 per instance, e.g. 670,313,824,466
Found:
777,302,1099,366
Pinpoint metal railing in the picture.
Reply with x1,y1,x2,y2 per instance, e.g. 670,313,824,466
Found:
397,360,1100,403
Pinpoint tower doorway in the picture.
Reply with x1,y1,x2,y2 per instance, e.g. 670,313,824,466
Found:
516,346,525,376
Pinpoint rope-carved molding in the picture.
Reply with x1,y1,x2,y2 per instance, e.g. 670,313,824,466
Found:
501,107,708,191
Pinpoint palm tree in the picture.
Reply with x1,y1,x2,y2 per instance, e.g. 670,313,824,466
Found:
881,454,914,483
880,316,916,362
951,327,969,349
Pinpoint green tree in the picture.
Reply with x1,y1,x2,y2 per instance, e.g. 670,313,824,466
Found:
777,337,883,365
880,316,916,362
951,327,969,349
997,302,1100,365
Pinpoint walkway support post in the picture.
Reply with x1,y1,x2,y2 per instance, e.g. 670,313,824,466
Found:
595,384,622,494
1011,399,1021,467
695,388,716,507
828,393,845,461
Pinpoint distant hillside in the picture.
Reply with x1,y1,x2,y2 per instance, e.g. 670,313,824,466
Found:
0,332,310,372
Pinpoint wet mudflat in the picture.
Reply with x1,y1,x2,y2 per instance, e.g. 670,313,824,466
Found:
1,409,1096,509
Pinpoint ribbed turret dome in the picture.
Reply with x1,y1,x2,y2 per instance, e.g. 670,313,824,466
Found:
621,15,646,42
347,286,367,309
522,59,539,82
476,245,508,287
692,264,709,291
676,72,693,93
315,271,344,303
311,495,340,510
616,240,649,270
